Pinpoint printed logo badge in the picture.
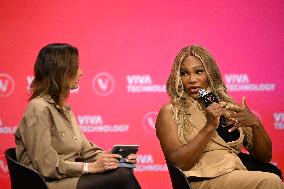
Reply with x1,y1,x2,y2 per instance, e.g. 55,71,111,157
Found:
274,112,284,129
136,154,168,172
224,73,275,92
92,72,115,96
77,115,129,133
142,112,158,135
26,75,34,92
0,73,15,97
0,155,8,177
126,74,166,93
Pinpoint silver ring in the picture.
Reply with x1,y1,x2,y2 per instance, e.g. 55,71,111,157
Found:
235,118,239,125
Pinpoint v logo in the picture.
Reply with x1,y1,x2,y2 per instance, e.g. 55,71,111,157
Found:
97,78,109,91
0,79,8,93
0,73,15,97
147,117,155,128
143,112,158,135
0,160,8,173
92,72,115,96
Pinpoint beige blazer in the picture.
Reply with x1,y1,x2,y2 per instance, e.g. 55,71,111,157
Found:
15,96,104,189
175,102,247,178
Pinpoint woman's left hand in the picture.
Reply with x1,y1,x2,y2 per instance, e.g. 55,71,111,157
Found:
226,96,261,132
125,154,137,164
225,97,272,162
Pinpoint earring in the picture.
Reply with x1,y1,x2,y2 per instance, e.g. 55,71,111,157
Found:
178,80,184,91
177,80,186,98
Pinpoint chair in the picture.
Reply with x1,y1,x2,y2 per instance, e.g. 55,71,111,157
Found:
4,147,48,189
166,160,192,189
238,152,283,180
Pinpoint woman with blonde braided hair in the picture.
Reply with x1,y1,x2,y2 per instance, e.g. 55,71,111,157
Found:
156,45,283,188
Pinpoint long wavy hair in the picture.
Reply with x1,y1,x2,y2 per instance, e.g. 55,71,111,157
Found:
29,43,79,107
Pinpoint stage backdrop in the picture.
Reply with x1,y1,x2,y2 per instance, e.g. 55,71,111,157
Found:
1,0,284,188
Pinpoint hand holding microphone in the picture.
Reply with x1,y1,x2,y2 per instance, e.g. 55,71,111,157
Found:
204,102,226,130
198,89,240,142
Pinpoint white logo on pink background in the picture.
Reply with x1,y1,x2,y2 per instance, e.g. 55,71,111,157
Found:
126,74,166,93
136,154,167,172
274,112,284,129
142,112,158,135
92,72,115,96
77,115,129,133
0,73,15,97
0,154,8,177
26,75,34,91
224,73,275,92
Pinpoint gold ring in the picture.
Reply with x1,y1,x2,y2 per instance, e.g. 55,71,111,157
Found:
225,102,229,109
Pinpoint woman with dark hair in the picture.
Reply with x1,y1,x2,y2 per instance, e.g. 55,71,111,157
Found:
15,43,141,189
155,45,283,189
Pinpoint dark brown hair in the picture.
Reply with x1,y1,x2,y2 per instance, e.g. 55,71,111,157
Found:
29,43,79,107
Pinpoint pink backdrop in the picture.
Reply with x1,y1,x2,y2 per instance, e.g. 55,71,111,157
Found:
1,0,284,188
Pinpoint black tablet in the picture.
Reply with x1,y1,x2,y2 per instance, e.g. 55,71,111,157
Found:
111,145,139,158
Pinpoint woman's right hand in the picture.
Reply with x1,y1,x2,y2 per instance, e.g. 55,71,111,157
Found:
205,102,225,130
88,153,122,173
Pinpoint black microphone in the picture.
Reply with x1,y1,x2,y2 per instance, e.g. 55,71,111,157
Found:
198,89,240,142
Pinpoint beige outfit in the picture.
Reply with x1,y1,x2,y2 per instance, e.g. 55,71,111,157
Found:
174,102,284,189
15,96,104,189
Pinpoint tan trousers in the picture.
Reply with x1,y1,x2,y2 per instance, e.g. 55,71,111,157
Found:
191,170,284,189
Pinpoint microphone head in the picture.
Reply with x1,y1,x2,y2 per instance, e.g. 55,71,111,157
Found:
197,88,219,106
197,89,209,98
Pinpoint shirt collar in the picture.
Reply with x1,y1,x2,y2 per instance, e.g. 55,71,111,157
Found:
42,95,71,110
